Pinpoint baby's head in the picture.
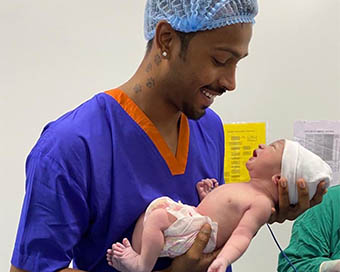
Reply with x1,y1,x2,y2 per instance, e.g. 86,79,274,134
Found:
247,139,333,204
246,139,285,181
281,139,332,204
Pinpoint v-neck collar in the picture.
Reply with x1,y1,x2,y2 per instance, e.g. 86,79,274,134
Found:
105,89,190,176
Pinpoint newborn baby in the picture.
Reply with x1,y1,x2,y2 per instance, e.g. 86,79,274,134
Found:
107,139,333,272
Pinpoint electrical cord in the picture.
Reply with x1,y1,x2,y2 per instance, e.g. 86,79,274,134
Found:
266,223,298,272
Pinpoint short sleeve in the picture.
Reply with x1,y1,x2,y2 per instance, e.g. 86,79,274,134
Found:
11,149,90,272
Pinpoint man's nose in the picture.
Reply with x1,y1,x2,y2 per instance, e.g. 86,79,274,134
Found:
218,66,236,92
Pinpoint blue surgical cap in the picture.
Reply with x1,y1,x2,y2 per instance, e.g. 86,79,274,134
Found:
144,0,258,40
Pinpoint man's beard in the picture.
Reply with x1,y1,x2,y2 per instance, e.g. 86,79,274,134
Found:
182,102,207,120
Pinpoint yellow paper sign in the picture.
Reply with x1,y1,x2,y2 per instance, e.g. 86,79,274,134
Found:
223,123,266,183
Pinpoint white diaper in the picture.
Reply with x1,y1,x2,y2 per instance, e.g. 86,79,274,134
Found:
144,196,218,258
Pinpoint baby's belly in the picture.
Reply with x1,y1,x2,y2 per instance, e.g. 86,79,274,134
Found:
196,205,244,249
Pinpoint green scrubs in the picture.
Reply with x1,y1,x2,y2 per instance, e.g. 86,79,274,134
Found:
278,185,340,272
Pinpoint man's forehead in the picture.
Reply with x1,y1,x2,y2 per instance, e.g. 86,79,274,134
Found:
195,24,253,56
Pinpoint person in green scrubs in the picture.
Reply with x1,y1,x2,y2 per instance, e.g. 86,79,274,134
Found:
278,185,340,272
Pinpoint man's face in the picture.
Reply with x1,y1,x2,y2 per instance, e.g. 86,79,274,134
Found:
164,23,253,120
246,140,285,179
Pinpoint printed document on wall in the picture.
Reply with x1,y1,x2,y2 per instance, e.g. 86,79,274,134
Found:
294,120,340,185
223,122,266,184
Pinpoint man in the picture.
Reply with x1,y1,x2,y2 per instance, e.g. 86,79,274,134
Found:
10,1,326,271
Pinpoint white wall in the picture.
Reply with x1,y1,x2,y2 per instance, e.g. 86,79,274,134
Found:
214,1,340,271
1,1,339,271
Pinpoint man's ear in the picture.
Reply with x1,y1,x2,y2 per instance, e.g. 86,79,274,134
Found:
154,21,176,57
272,174,281,185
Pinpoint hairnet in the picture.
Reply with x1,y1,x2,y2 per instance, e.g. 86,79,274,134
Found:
144,0,258,40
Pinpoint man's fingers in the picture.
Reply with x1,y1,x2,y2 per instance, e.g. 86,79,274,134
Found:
272,178,328,224
278,178,289,209
310,180,327,207
199,244,222,269
186,224,211,260
296,178,310,212
275,177,289,223
208,247,221,260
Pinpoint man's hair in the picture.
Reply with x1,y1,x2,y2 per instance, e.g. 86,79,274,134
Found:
146,31,196,60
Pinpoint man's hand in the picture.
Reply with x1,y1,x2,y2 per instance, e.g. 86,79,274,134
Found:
160,224,220,272
268,177,327,224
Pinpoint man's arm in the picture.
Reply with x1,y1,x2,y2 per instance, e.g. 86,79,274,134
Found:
268,178,327,223
11,146,90,271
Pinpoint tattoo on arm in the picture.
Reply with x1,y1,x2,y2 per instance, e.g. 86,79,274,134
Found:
146,78,155,89
146,63,152,73
133,84,142,93
154,54,161,66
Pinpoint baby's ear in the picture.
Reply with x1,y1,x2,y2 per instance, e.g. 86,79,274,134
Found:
272,174,281,185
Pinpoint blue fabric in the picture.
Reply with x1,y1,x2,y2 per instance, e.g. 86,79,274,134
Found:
11,91,229,271
144,0,258,40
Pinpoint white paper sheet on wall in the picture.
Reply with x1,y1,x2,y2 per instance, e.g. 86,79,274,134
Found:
294,120,340,186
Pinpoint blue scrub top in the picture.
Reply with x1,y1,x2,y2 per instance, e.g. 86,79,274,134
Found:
12,89,230,271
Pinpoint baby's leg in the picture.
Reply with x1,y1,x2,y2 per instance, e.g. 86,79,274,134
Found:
107,208,175,272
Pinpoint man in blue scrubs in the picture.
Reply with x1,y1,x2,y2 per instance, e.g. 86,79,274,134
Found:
10,1,326,271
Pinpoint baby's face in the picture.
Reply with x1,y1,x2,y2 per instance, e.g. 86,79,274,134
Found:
246,139,285,179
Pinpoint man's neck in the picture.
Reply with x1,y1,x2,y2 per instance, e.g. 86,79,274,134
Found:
118,56,182,155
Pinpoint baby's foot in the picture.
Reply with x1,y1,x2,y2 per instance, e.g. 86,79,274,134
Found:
196,178,219,201
107,238,145,272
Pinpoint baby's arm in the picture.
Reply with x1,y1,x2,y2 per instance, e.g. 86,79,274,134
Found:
208,197,272,272
196,178,219,201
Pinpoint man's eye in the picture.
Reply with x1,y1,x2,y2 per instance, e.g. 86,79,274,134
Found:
212,57,226,66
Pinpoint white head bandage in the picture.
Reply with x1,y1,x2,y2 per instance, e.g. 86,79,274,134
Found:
281,139,333,204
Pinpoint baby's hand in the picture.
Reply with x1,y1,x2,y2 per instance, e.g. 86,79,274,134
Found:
207,257,228,272
196,178,219,201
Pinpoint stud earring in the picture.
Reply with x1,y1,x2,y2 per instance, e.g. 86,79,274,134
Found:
162,51,168,57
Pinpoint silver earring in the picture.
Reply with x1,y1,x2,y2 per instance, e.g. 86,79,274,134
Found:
162,51,167,57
